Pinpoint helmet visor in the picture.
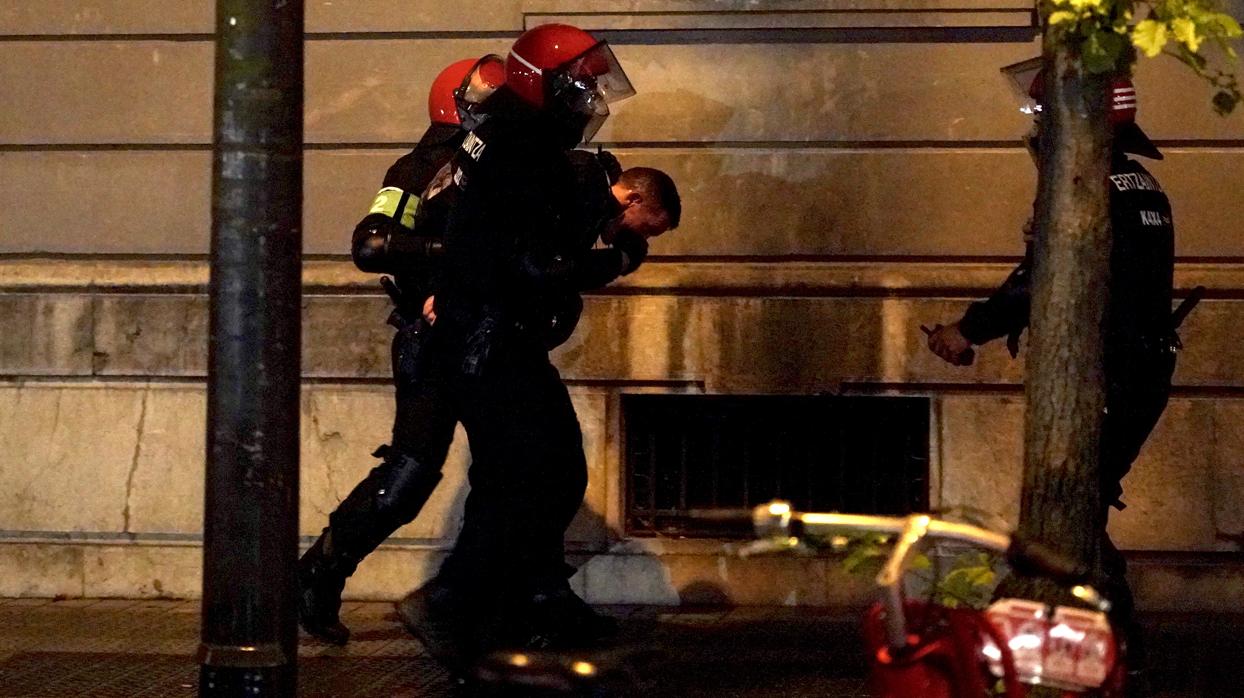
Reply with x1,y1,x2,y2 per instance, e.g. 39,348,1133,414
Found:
548,77,612,143
579,104,610,144
459,54,505,105
547,42,633,143
558,40,635,105
454,54,505,128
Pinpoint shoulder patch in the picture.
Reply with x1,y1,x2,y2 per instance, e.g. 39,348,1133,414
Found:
368,186,417,229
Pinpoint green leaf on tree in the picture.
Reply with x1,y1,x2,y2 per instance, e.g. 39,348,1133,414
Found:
841,533,892,575
1085,29,1127,72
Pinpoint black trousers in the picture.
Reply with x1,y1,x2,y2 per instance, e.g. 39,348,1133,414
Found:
1099,348,1176,663
321,319,457,565
1100,350,1176,511
318,312,587,608
390,319,459,460
435,326,588,606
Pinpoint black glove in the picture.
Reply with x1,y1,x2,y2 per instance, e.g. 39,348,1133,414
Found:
596,147,622,185
611,228,649,276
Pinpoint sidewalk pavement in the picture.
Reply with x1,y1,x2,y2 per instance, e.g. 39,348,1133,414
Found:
0,599,1237,696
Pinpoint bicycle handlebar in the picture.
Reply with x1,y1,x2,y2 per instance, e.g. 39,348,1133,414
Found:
747,502,1012,553
688,502,1107,651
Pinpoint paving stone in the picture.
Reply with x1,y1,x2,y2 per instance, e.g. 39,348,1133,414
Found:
0,601,1237,696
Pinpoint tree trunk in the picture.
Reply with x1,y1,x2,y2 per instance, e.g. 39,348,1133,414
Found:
1006,35,1114,698
1006,43,1113,585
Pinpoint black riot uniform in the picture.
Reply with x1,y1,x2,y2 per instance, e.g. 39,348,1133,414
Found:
296,121,465,645
533,148,626,347
300,107,631,647
957,152,1176,511
400,87,637,662
956,151,1177,650
352,122,463,298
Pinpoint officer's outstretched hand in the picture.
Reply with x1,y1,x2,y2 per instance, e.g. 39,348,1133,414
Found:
925,322,975,366
613,228,649,276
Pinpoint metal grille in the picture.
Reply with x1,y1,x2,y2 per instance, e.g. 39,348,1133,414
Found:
624,395,930,537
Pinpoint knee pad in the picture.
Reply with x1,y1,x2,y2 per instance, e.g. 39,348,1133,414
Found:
368,444,445,526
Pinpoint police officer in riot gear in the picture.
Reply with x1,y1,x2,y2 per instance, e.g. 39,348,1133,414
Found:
926,62,1178,679
392,161,680,653
393,23,647,671
296,56,505,646
300,45,677,650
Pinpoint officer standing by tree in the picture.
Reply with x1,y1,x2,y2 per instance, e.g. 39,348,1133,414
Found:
926,60,1182,678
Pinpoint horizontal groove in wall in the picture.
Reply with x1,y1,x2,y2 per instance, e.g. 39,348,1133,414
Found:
0,375,706,390
0,143,210,152
584,285,1239,300
3,141,1241,152
0,531,1238,562
531,8,1028,16
0,31,515,42
0,33,214,42
306,140,1034,150
0,530,440,549
591,26,1039,44
7,253,1244,264
0,285,1061,299
4,258,1243,298
841,383,1244,399
305,31,520,40
0,26,1033,44
0,531,201,545
3,375,1243,399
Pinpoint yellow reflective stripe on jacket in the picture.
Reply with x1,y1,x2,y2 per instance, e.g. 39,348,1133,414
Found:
368,186,418,229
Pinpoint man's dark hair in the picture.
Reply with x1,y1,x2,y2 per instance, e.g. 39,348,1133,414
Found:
619,167,681,229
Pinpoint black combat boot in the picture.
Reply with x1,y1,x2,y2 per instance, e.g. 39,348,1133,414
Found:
300,445,446,646
394,579,480,676
524,581,618,650
297,531,355,645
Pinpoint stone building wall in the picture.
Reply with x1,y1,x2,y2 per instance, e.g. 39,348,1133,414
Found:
2,1,1242,608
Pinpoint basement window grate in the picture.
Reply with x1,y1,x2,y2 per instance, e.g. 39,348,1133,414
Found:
624,394,930,537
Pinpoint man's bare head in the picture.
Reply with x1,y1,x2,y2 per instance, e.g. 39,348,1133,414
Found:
608,167,682,241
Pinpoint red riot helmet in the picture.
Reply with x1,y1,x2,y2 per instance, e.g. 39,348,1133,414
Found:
454,54,505,130
428,55,506,128
506,23,636,143
1001,57,1162,160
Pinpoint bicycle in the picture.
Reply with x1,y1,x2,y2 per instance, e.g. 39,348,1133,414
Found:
744,501,1126,697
